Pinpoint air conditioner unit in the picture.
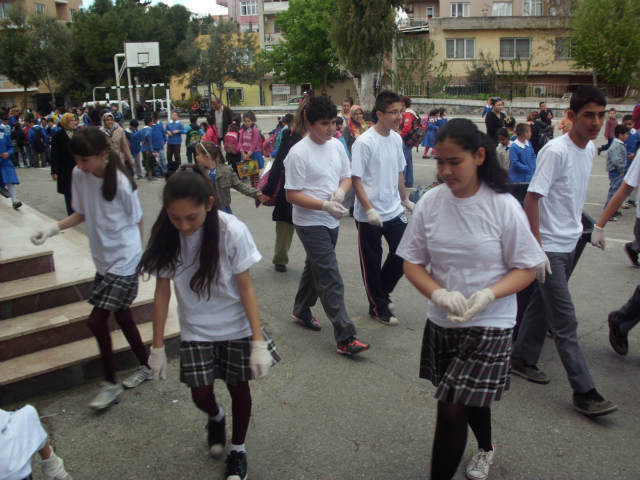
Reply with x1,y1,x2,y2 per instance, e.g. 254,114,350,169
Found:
533,86,546,96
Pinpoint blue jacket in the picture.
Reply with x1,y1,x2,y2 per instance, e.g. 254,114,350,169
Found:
141,126,153,153
509,139,537,182
83,113,91,126
625,128,640,169
151,121,166,149
166,121,185,145
436,117,447,128
0,123,11,135
126,128,144,155
0,131,14,157
481,105,493,118
27,124,49,147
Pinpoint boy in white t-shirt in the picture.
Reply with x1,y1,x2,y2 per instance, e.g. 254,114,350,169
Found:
351,91,415,326
511,86,617,417
284,96,371,356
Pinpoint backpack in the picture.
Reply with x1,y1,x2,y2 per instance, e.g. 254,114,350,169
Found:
538,130,552,150
408,182,439,204
403,115,426,147
262,134,275,157
187,125,202,149
224,131,239,154
33,127,46,153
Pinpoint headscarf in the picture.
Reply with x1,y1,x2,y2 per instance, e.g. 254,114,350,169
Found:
101,112,117,138
348,105,368,139
59,113,75,138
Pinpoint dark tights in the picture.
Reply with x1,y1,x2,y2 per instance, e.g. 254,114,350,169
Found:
86,307,149,384
431,401,492,480
191,381,252,445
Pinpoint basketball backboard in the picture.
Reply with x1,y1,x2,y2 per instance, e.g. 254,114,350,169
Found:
125,42,160,69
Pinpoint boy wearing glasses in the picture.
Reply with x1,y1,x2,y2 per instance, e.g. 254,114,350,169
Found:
351,91,414,326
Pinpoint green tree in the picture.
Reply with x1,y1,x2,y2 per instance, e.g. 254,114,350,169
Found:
569,0,640,85
177,20,267,103
258,0,342,91
330,0,404,110
465,50,497,86
386,37,451,97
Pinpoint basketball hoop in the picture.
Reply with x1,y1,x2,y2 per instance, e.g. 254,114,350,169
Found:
140,63,148,69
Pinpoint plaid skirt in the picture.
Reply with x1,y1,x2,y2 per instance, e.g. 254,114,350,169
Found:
180,327,281,387
88,272,138,312
420,319,513,408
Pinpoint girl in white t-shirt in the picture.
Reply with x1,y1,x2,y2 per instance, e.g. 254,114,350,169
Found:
138,166,280,480
31,128,151,411
396,119,545,480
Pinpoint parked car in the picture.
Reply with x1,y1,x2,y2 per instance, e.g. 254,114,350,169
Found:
279,96,304,106
146,99,169,117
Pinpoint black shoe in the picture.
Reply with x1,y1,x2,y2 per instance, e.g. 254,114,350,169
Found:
573,389,618,416
274,264,287,272
510,357,550,384
629,200,637,207
614,210,622,217
370,313,399,326
225,451,248,480
337,337,370,355
597,147,601,156
206,412,226,456
608,311,628,355
292,313,322,331
623,243,640,268
349,207,354,217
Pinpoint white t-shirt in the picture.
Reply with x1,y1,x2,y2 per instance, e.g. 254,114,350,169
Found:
71,167,142,276
623,155,640,219
284,136,351,228
157,213,262,342
351,128,406,223
396,183,546,329
527,134,594,253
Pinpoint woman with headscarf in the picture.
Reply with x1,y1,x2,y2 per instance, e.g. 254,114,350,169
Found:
342,104,368,155
101,111,135,175
50,113,78,215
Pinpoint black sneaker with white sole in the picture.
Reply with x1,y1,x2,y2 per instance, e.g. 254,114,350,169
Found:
291,313,322,331
573,389,618,416
510,358,550,384
206,413,226,456
225,451,248,480
370,313,399,326
623,243,640,268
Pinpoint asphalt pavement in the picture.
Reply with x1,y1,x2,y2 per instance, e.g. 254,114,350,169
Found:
5,115,640,480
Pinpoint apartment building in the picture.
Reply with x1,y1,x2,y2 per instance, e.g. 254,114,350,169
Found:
0,0,83,109
216,0,259,32
402,0,592,84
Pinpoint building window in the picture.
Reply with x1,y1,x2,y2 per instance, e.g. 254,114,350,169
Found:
492,2,512,16
555,37,572,60
426,6,434,18
445,38,475,59
451,3,469,16
69,8,76,21
230,48,253,64
523,0,542,16
500,38,531,59
273,23,280,33
240,0,258,16
265,45,274,51
240,23,259,33
34,3,45,14
227,87,244,103
0,3,10,19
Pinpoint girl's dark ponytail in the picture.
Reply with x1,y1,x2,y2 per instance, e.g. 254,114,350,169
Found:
103,151,137,201
435,118,511,194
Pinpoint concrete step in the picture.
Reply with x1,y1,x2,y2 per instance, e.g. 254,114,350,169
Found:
0,306,181,407
0,249,55,283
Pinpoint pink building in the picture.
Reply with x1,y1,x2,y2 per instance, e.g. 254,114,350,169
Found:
216,0,259,32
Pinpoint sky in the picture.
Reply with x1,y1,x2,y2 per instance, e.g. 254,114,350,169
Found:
81,0,228,16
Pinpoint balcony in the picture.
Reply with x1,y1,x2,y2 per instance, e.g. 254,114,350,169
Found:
265,32,282,44
264,1,289,14
399,17,429,33
432,15,564,31
216,0,228,6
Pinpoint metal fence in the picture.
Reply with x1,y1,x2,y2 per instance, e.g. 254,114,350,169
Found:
381,81,640,101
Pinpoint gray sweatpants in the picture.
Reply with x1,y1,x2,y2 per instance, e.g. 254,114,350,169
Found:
293,225,357,342
512,251,596,394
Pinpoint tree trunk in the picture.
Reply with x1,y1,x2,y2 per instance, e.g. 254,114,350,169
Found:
322,71,328,94
355,70,376,112
23,86,28,115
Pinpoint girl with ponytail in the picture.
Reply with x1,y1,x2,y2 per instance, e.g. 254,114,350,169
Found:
30,127,151,411
194,140,268,214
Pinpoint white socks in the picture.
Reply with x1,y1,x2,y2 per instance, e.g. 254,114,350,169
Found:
7,183,16,203
211,403,225,423
230,443,245,453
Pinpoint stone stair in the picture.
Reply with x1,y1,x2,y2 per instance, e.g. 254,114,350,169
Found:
0,200,181,406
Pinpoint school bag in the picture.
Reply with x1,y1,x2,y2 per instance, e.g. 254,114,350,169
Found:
262,134,275,157
409,182,439,204
187,126,202,149
254,161,279,208
538,130,553,150
224,131,239,154
33,127,47,153
403,115,426,148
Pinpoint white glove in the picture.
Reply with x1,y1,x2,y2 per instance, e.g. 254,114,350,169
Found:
401,199,415,213
591,225,605,251
30,223,60,246
447,288,496,323
536,253,552,283
330,188,346,204
148,346,167,380
250,341,272,379
431,289,468,317
322,201,348,220
366,208,383,227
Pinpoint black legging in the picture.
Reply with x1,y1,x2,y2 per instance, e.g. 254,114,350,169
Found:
86,307,149,384
191,381,252,446
431,401,492,480
63,192,74,216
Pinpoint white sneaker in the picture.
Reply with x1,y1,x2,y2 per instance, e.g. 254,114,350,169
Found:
622,202,630,209
89,381,124,410
36,450,73,480
466,447,494,480
122,365,153,389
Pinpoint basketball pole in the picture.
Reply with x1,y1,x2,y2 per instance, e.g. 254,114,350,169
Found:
127,67,135,120
114,53,126,121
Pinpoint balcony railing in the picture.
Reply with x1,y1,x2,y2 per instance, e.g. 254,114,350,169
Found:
398,18,429,29
265,33,282,44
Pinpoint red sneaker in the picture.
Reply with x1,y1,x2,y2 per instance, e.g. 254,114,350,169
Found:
337,337,371,355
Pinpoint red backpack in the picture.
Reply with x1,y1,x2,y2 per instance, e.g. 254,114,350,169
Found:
224,130,239,154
